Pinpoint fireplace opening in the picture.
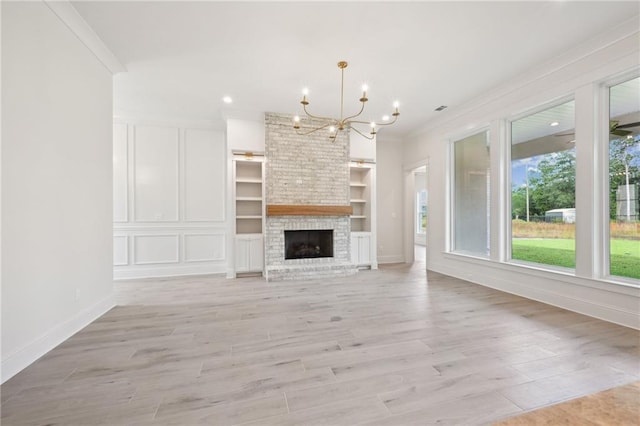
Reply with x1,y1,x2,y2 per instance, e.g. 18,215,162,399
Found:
285,230,334,260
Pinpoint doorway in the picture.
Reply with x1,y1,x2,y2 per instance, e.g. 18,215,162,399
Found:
414,166,427,264
404,163,428,265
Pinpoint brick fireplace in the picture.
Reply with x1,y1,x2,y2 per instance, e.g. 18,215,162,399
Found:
264,113,358,281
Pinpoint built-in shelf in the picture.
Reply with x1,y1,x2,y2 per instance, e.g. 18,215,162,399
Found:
349,160,376,269
233,156,265,275
349,164,372,233
234,158,263,235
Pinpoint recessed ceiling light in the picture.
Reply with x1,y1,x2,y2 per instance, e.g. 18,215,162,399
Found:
222,96,233,104
550,121,559,126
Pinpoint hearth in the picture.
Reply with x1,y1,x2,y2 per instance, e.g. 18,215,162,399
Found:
285,230,333,260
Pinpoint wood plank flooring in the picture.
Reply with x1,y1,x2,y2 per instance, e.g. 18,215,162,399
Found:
1,261,639,425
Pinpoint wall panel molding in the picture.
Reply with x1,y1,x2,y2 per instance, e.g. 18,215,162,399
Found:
184,233,226,262
113,236,129,266
132,125,180,222
113,121,229,279
113,122,128,222
133,234,180,265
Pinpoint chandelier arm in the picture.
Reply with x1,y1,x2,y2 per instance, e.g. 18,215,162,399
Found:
341,101,367,124
350,114,399,127
302,103,336,122
376,114,399,127
295,121,335,136
364,115,398,126
349,125,375,140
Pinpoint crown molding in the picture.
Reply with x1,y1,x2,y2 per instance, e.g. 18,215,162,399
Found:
114,116,224,130
44,0,126,75
409,15,640,140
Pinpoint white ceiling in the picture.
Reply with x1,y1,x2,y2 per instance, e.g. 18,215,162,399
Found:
71,1,640,138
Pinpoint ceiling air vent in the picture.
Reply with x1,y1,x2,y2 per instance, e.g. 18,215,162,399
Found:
435,105,448,112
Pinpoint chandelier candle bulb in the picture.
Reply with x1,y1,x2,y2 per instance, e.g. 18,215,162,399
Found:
292,60,400,140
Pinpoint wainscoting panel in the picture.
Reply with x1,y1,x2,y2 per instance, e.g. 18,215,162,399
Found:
184,233,225,262
133,235,179,265
113,236,129,266
133,125,179,222
183,129,225,222
113,123,128,223
113,121,229,279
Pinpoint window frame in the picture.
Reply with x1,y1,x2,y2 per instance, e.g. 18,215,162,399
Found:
601,71,640,285
449,128,491,258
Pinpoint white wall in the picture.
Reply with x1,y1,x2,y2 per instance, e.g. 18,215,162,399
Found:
226,117,265,154
376,138,405,263
113,121,227,279
1,1,115,382
350,131,376,161
402,20,640,328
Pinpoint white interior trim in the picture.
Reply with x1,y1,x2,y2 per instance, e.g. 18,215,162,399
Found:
44,0,125,74
1,294,116,383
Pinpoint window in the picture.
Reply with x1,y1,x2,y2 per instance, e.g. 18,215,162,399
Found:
608,77,640,280
510,100,576,269
453,131,490,256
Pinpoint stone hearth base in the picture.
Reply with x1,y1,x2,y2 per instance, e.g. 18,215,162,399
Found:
266,262,358,282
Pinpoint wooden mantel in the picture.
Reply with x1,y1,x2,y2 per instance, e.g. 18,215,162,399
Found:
266,205,353,216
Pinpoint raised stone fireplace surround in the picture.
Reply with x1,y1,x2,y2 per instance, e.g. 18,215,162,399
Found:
265,214,357,281
264,113,358,281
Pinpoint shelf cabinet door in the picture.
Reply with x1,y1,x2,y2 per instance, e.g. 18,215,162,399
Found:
235,238,251,272
235,235,263,273
358,235,371,265
351,233,371,266
249,236,264,271
350,234,359,265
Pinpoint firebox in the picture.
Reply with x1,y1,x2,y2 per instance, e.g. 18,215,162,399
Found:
284,230,334,260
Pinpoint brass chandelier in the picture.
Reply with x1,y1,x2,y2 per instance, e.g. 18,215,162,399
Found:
293,61,400,140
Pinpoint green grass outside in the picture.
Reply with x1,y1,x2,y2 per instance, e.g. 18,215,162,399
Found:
512,238,640,279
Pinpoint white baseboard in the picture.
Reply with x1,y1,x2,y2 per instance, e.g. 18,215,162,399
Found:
114,263,227,280
377,255,405,264
1,293,116,383
431,263,640,330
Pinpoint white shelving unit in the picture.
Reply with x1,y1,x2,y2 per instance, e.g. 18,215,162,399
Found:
233,155,264,275
349,160,377,269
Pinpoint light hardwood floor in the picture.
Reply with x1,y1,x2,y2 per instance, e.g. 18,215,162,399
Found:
1,261,638,425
